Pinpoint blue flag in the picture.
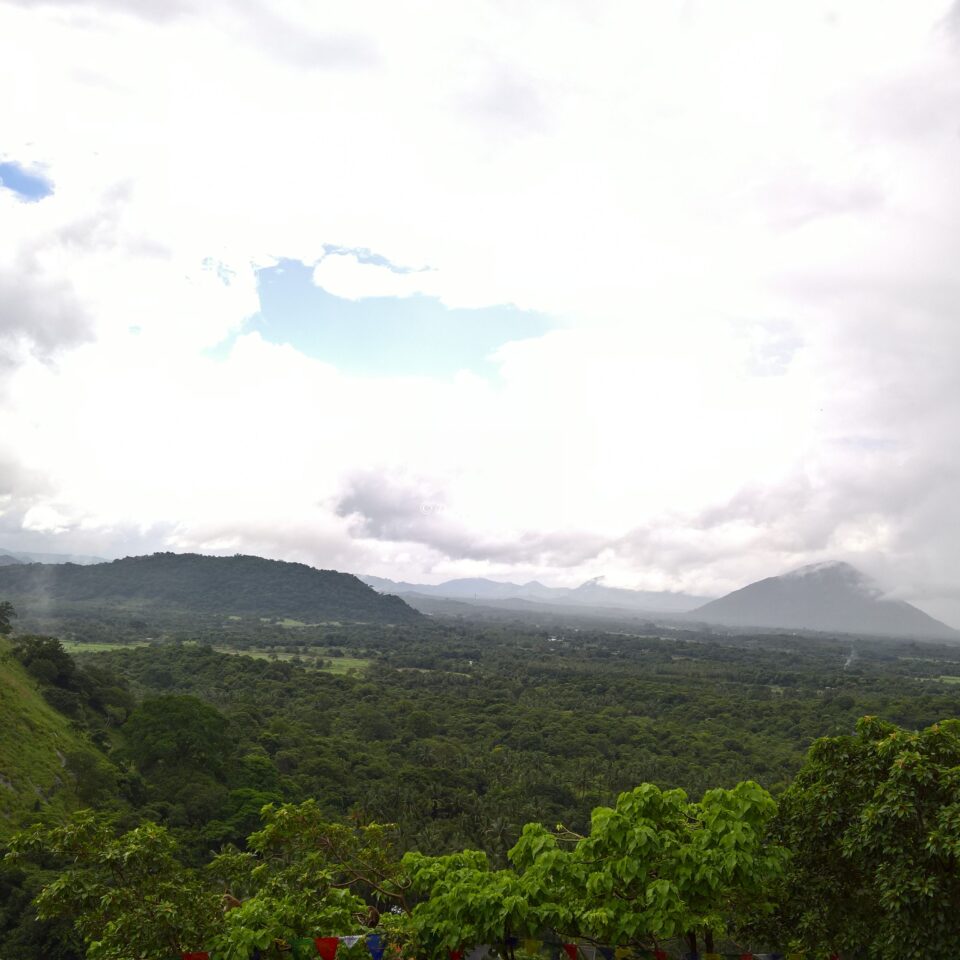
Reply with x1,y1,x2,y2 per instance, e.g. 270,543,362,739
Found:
366,934,385,960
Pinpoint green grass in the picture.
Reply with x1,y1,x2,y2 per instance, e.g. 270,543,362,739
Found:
64,638,372,675
0,637,86,830
939,675,960,684
60,640,150,653
319,656,370,674
210,646,371,674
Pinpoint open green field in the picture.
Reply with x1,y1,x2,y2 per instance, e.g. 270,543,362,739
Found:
61,639,370,674
211,646,370,673
60,640,151,654
317,655,370,674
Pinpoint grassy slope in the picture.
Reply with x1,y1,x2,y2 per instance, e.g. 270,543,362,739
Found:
0,637,83,831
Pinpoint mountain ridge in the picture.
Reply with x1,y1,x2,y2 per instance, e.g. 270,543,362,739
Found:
361,573,709,613
692,560,957,639
0,552,420,625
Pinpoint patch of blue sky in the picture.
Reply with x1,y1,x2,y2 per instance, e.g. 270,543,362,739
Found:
214,258,555,377
0,161,53,201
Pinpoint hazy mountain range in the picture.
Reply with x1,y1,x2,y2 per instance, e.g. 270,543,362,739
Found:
0,550,953,639
0,548,105,565
365,561,958,640
360,574,710,613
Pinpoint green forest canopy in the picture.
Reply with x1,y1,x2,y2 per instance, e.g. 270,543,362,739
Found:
3,599,960,958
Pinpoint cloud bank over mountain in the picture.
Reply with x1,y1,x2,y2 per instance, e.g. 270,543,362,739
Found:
2,0,960,624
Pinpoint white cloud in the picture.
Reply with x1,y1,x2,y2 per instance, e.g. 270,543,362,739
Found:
311,253,438,302
1,0,960,622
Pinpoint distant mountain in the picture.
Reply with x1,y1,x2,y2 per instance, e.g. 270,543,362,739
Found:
0,554,21,566
567,577,710,614
361,574,708,613
692,561,957,640
0,553,420,624
1,548,105,565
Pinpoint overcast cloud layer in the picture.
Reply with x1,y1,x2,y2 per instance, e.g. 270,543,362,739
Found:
2,0,960,622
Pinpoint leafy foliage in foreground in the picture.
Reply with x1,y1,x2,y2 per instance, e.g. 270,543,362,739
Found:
768,716,960,960
6,813,221,960
8,783,785,960
407,781,786,955
6,603,960,958
7,719,960,959
6,805,407,960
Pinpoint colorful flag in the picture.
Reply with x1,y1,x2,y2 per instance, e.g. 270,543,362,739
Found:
366,934,385,960
563,945,579,960
341,937,362,950
598,948,614,960
450,950,464,960
315,937,340,960
181,953,209,960
524,938,544,956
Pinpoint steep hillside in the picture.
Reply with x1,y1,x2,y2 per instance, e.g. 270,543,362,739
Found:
693,561,958,640
0,637,85,828
0,553,420,624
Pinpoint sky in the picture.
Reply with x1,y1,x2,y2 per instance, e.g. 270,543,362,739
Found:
1,0,960,624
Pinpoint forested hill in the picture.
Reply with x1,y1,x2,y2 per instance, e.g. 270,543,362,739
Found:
0,552,420,624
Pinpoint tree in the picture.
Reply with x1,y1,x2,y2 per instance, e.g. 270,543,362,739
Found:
12,636,77,688
121,695,233,777
520,781,786,952
4,812,221,960
405,849,531,956
0,599,15,635
406,781,787,956
5,802,411,960
206,801,408,960
768,716,960,959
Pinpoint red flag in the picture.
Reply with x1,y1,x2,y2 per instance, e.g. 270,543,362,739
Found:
655,952,670,960
182,954,209,960
315,938,340,960
449,951,463,960
563,946,578,960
